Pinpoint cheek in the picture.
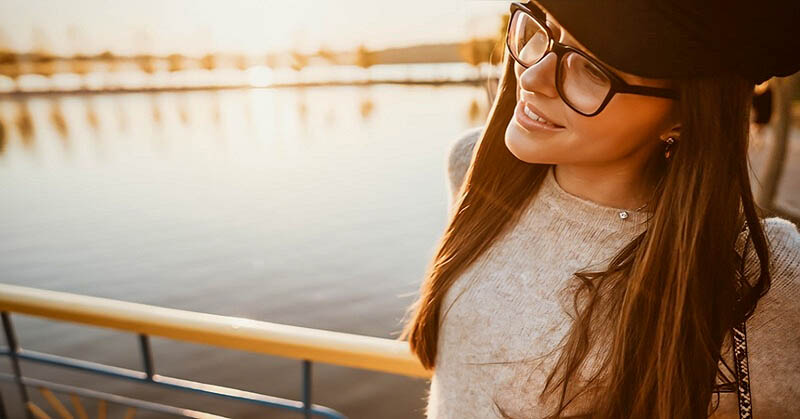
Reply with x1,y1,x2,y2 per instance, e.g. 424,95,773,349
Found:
566,95,674,156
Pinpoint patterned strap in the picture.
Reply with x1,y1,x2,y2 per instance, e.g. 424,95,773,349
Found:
731,321,753,418
732,220,753,418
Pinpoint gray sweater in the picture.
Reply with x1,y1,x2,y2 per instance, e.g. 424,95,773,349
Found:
426,126,800,418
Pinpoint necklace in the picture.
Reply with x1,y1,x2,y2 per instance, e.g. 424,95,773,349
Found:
618,202,648,220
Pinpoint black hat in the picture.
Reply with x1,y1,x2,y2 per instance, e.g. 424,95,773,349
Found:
533,0,800,85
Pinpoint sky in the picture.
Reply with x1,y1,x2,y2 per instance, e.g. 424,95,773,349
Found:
0,0,510,56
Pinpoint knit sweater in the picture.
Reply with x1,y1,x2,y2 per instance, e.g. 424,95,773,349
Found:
425,126,800,418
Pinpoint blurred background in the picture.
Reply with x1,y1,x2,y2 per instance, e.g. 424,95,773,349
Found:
0,0,798,418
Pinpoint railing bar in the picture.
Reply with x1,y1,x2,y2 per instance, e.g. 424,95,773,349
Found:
25,402,51,419
0,348,148,382
0,370,344,419
0,349,283,404
0,283,430,380
68,395,88,419
302,360,311,419
38,387,74,419
1,312,33,419
97,399,106,419
137,334,155,379
0,286,383,418
5,375,229,419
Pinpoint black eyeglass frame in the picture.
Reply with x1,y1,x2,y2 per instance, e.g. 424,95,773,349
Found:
507,1,679,117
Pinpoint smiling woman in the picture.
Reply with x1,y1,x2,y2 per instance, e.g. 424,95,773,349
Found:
398,0,800,418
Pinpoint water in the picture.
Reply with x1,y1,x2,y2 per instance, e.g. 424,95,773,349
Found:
0,84,492,418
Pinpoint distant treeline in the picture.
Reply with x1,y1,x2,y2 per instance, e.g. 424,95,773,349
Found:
0,38,503,78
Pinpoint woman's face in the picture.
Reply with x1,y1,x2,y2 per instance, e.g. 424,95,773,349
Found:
505,6,679,166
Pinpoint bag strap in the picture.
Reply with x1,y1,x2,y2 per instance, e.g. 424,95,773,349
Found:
732,219,753,418
731,321,753,418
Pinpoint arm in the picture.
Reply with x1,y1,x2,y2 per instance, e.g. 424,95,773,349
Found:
742,217,800,416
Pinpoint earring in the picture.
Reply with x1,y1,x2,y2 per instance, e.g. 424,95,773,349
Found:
664,137,677,159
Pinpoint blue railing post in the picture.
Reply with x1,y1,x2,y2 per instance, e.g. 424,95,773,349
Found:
1,312,33,419
302,360,312,419
0,388,7,419
138,334,155,379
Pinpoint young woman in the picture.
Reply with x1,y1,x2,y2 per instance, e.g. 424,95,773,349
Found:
399,1,800,418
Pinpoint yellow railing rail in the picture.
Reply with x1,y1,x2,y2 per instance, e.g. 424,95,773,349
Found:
0,283,431,379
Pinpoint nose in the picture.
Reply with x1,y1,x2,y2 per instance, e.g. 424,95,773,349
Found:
515,51,559,100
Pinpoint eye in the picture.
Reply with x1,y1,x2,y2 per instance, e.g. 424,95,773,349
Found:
581,61,608,83
584,63,603,78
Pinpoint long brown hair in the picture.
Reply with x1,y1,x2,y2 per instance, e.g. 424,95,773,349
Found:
397,37,773,418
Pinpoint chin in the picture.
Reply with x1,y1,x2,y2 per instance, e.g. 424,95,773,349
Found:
504,122,555,164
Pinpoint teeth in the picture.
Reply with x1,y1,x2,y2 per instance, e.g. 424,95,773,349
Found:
524,105,557,126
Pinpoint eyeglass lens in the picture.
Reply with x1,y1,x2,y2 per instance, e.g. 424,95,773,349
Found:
508,10,612,114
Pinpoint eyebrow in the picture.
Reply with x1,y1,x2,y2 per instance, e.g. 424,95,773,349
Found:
544,11,620,71
529,0,606,64
544,13,573,49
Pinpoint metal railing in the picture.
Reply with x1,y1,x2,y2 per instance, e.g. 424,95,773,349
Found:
0,283,430,418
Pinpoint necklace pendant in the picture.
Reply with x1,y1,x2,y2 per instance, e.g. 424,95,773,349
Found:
619,210,629,220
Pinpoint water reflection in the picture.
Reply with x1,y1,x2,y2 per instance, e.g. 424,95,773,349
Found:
151,95,162,125
211,91,222,125
0,85,491,297
0,117,5,155
360,96,375,120
115,98,128,132
85,100,100,131
0,85,491,162
177,96,190,126
16,102,35,148
468,98,481,122
50,101,69,140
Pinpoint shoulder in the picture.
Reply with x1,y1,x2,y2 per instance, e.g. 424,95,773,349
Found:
738,216,800,287
737,217,800,416
446,126,482,194
762,217,800,280
447,126,482,161
738,216,799,329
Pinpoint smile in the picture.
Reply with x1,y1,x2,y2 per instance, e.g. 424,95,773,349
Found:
514,100,566,132
524,104,561,127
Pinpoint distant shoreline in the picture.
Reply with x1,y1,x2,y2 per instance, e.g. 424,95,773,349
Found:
0,77,498,98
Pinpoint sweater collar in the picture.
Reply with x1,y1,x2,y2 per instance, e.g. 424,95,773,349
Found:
536,165,652,233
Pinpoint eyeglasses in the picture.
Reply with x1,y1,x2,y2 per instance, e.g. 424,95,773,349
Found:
506,2,679,116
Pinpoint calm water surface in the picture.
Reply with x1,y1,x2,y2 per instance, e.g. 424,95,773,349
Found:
0,84,491,418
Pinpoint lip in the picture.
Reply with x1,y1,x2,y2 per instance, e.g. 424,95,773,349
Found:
514,100,566,132
523,101,563,127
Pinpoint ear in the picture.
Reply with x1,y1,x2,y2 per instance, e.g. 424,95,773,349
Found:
660,123,681,142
